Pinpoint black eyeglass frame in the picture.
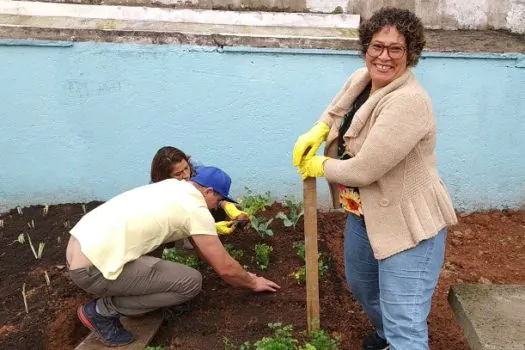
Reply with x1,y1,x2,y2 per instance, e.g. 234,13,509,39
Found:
365,43,407,59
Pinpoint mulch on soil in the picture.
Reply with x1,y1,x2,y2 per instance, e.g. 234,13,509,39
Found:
1,202,524,349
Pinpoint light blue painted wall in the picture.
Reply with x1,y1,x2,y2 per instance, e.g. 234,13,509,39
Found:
0,41,524,212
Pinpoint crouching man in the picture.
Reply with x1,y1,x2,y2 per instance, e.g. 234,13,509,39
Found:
66,166,280,347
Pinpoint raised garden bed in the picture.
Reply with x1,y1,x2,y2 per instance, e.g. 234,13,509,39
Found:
1,199,524,349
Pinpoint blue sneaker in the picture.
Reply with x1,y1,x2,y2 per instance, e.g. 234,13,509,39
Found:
77,300,135,347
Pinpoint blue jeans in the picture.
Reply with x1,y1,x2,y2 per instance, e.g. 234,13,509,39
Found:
344,214,446,350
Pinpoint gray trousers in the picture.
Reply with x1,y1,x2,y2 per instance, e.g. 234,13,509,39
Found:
69,256,202,317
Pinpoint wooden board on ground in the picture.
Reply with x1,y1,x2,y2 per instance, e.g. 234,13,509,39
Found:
75,312,163,350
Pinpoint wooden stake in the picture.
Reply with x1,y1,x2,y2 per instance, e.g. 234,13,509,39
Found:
303,177,320,332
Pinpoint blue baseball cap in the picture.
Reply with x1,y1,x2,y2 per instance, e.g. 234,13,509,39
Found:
191,166,238,204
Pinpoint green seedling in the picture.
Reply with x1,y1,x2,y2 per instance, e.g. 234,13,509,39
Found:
275,196,304,229
144,346,165,350
42,204,49,217
22,283,28,313
302,327,340,350
224,243,244,261
44,271,51,286
238,187,272,216
254,243,273,271
290,242,328,284
17,206,23,215
27,220,35,229
253,323,297,349
162,247,201,269
250,216,274,238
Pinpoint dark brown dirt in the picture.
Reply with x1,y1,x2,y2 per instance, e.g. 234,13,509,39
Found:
1,202,525,349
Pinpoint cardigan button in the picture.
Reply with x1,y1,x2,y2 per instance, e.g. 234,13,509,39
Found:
379,198,390,207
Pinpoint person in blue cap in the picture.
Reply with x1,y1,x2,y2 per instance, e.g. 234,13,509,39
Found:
66,166,280,347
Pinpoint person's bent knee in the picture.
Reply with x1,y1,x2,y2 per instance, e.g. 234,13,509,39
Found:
181,268,202,300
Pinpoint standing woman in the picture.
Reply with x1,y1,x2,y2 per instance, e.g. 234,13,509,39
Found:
292,7,457,350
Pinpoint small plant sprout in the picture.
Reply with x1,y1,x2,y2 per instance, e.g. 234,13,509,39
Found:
26,233,45,259
27,220,35,229
162,247,201,269
254,243,273,271
17,232,25,244
37,242,46,259
22,283,29,313
291,241,328,284
250,216,274,238
44,271,51,286
17,206,23,215
223,243,244,261
81,204,87,214
42,204,49,217
275,196,304,229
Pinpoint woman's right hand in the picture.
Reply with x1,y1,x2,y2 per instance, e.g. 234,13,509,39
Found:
292,122,330,167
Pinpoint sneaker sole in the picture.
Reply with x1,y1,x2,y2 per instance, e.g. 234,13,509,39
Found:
77,305,134,347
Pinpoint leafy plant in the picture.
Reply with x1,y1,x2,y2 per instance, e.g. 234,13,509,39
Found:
230,323,340,350
238,188,272,216
304,328,340,350
254,243,273,271
290,242,328,284
144,346,165,350
253,323,297,349
275,197,304,229
224,243,244,261
250,216,274,238
162,247,201,269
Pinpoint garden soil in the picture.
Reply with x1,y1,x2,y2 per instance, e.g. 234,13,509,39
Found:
1,202,524,349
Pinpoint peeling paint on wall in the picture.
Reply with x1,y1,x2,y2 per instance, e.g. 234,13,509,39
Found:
305,0,347,13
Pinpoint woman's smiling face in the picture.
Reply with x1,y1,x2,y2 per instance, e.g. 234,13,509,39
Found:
365,25,408,92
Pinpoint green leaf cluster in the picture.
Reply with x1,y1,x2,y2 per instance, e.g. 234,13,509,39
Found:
290,242,328,284
275,197,304,229
254,243,273,271
228,323,340,349
162,247,201,269
238,188,272,216
250,216,274,238
224,243,244,261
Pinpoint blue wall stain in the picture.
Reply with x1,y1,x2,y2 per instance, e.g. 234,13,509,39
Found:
0,42,524,212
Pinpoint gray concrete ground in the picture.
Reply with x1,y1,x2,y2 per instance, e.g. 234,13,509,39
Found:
449,284,525,350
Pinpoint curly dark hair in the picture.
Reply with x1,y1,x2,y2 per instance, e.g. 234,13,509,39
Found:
359,7,426,66
150,146,194,183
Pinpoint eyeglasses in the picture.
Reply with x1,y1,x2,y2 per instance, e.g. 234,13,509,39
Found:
366,43,406,59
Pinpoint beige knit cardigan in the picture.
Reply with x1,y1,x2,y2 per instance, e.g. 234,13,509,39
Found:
319,67,457,259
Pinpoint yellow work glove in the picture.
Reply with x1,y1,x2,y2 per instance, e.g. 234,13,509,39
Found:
292,122,330,167
298,156,329,180
223,202,249,221
216,221,235,235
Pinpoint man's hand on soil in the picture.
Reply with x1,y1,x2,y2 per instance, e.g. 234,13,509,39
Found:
249,272,280,292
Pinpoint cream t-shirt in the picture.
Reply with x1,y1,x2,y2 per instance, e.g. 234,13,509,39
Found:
70,179,216,280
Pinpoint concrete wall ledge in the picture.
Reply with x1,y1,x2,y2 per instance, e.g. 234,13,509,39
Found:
448,284,525,350
0,0,359,48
